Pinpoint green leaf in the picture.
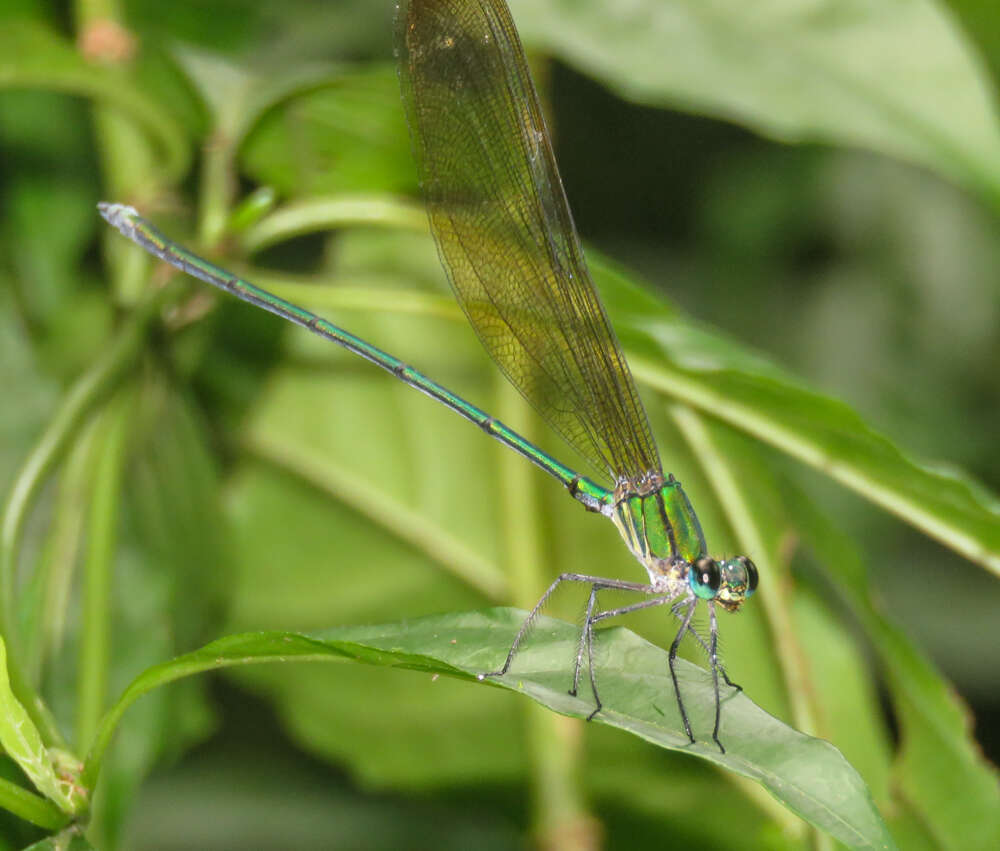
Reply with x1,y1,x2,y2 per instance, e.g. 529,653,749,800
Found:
240,65,417,198
511,0,1000,208
80,380,229,848
23,829,95,851
223,345,517,791
0,286,59,497
85,612,893,849
882,621,1000,850
171,46,341,148
226,240,1000,580
790,492,1000,850
2,175,101,333
214,227,991,845
587,258,1000,577
0,638,81,815
223,457,514,789
0,20,189,181
946,0,1000,82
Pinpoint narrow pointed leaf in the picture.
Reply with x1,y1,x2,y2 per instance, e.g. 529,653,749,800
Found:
587,259,1000,576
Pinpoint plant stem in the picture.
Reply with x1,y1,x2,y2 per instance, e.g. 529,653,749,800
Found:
198,128,235,250
76,387,133,750
496,382,598,851
76,0,162,305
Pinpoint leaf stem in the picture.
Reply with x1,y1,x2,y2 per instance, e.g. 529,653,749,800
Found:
198,128,235,250
0,775,71,831
240,195,428,253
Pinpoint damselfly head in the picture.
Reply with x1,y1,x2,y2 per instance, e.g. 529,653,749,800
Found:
689,555,758,612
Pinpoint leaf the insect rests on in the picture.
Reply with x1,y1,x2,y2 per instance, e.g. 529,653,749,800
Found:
84,611,894,850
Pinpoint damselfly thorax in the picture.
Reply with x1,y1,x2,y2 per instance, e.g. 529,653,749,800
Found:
611,473,757,612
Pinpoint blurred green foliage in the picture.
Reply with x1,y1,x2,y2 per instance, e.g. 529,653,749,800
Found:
1,0,999,849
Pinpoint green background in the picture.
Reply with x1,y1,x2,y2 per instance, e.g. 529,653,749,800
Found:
1,0,998,848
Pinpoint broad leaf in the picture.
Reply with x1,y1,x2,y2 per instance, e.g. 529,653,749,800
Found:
88,612,894,849
511,0,1000,208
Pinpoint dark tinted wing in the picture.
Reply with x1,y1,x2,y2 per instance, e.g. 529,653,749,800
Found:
396,0,661,485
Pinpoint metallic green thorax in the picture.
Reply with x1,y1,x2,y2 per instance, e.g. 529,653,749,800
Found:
611,474,706,575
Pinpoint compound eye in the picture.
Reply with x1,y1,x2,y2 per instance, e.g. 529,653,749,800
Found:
738,556,759,595
691,557,721,599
